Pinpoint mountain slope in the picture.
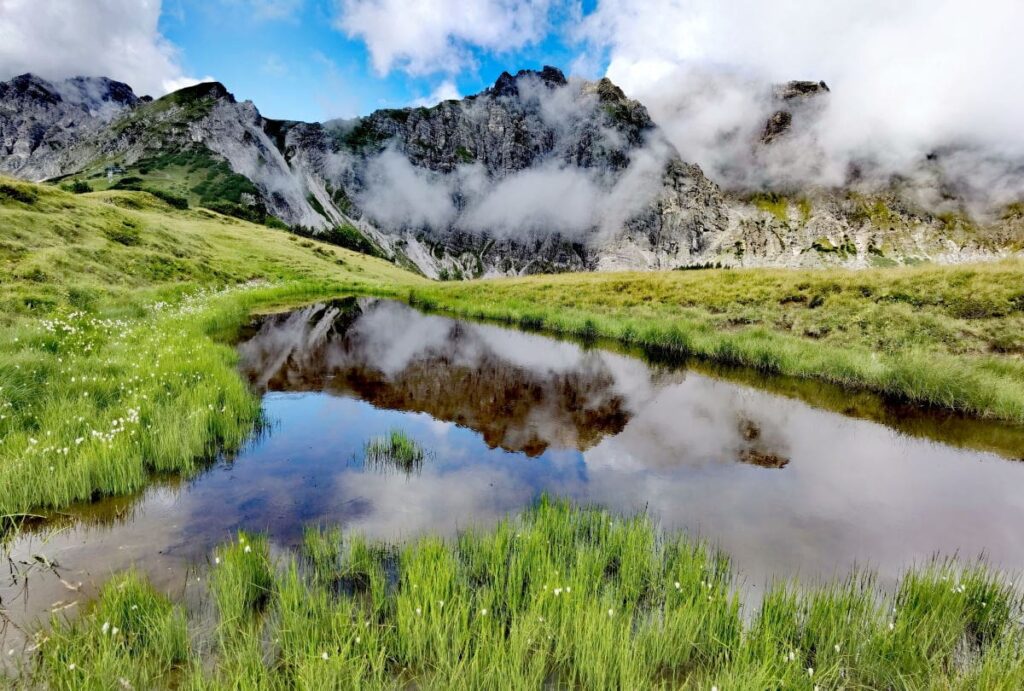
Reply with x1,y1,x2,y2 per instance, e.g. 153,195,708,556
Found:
0,69,1020,278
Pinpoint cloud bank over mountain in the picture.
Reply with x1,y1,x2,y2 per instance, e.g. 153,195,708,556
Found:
2,0,1022,216
0,0,212,96
575,0,1024,211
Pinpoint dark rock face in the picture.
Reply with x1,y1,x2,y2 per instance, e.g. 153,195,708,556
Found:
0,74,139,179
253,65,725,275
760,80,830,144
0,70,1019,275
777,80,830,100
323,65,653,177
761,110,793,144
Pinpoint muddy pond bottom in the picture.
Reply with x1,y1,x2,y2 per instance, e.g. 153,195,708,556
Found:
4,298,1024,651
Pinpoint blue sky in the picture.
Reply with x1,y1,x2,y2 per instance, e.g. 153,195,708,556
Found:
159,0,601,122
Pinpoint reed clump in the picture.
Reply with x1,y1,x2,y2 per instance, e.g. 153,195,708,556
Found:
27,499,1024,689
364,429,426,474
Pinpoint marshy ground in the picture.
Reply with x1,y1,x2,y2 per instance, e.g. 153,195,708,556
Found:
21,499,1024,689
2,177,1024,687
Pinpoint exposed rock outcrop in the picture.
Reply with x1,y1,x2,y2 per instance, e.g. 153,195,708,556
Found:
0,69,1020,277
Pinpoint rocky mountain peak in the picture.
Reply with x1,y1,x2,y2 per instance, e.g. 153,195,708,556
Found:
775,80,830,100
0,73,140,112
0,73,62,104
488,65,568,97
64,76,140,107
1,67,1018,278
761,79,830,144
168,81,236,105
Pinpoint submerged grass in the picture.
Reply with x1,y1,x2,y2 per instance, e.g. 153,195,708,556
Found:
23,499,1024,689
412,261,1024,423
363,429,426,474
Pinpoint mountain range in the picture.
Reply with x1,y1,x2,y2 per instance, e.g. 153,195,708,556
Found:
1,68,1020,278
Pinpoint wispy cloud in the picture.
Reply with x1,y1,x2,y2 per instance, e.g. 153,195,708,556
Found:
332,0,562,76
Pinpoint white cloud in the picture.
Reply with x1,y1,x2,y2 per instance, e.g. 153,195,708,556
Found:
356,147,458,229
578,0,1024,203
0,0,205,96
333,0,557,75
459,162,601,236
412,79,461,107
161,74,218,93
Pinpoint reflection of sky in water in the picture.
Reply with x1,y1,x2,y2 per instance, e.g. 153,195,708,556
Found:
5,299,1024,648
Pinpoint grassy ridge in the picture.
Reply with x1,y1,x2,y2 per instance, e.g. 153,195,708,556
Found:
414,263,1024,422
26,500,1024,689
0,177,422,520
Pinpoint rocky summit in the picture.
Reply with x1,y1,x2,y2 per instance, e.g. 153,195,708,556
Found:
0,68,1020,278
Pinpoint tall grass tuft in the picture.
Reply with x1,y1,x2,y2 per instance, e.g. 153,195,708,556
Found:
34,571,188,690
27,499,1024,689
363,428,426,474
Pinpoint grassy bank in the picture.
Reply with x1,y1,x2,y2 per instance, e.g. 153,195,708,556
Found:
0,177,421,521
413,262,1024,423
3,173,1024,524
22,499,1023,689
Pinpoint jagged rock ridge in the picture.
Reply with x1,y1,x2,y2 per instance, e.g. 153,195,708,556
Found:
0,69,1020,277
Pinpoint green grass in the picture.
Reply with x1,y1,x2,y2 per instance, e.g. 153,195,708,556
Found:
20,499,1024,689
60,144,276,225
751,191,790,222
2,173,1024,528
2,174,1024,526
32,571,189,690
0,176,422,523
414,261,1024,423
4,175,1024,687
363,428,427,474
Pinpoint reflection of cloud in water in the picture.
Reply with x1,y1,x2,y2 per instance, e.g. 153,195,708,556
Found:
586,376,792,472
331,465,536,540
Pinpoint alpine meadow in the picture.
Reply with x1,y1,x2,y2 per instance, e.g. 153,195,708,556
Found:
2,1,1024,688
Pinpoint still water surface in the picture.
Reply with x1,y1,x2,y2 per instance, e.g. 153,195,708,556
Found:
4,298,1024,650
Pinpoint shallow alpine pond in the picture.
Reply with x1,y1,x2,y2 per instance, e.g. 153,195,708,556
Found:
4,297,1024,655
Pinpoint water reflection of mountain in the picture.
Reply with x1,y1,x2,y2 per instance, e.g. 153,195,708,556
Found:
238,300,633,456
